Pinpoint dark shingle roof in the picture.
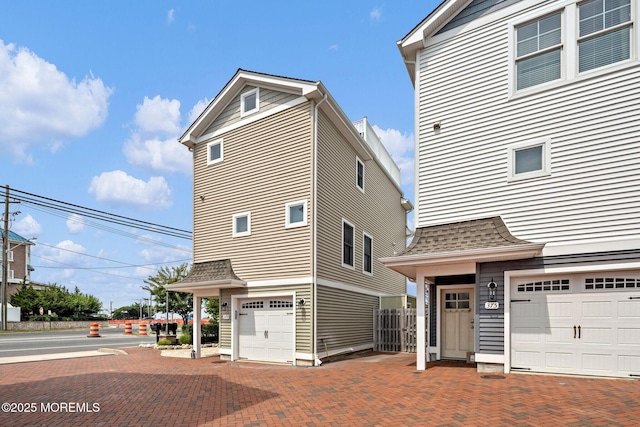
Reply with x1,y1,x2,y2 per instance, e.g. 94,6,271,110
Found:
401,216,532,256
178,259,242,284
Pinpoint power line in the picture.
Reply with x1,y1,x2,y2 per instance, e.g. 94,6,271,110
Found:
10,187,192,240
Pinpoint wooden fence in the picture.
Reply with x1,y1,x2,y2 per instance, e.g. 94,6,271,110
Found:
373,308,423,353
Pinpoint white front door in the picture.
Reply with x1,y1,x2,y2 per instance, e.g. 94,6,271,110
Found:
441,288,475,359
511,274,640,378
238,297,294,364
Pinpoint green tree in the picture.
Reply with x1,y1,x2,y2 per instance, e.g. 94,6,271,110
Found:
10,283,102,320
112,303,149,320
10,282,40,320
143,264,192,321
204,298,219,328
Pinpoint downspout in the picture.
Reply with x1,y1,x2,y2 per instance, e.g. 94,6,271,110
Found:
313,93,327,366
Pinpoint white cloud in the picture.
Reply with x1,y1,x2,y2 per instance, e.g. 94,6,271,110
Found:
35,239,88,279
66,213,87,234
329,44,339,51
187,98,209,125
122,96,206,175
134,95,181,135
88,170,172,210
167,9,175,24
0,40,112,162
12,214,42,237
123,133,191,174
372,125,414,191
370,7,382,22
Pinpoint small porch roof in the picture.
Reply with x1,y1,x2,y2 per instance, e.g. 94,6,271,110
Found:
380,217,545,280
166,259,246,296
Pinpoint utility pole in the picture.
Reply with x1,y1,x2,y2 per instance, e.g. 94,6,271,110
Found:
2,186,9,331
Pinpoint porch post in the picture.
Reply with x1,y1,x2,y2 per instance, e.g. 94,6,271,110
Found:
193,296,201,358
416,273,427,370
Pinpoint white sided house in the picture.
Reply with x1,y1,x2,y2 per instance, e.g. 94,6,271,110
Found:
169,69,412,366
382,0,640,378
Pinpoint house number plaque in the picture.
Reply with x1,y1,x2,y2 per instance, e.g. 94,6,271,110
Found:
484,301,499,310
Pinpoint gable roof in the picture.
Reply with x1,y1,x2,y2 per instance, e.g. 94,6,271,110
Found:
398,0,519,81
380,216,544,280
178,68,376,161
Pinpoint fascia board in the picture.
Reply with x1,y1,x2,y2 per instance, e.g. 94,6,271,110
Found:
179,70,320,147
398,0,471,62
380,243,546,269
166,279,247,293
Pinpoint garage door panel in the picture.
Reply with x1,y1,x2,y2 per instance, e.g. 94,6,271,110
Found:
513,350,541,367
582,328,613,345
513,327,542,343
546,352,573,369
619,355,640,373
547,302,572,318
545,327,573,344
582,353,612,372
618,328,640,346
618,300,640,318
581,301,612,318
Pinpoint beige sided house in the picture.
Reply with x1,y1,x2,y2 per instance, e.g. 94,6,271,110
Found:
168,69,412,366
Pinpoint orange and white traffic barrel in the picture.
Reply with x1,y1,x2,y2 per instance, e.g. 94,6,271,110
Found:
124,321,133,335
87,322,101,338
139,323,147,336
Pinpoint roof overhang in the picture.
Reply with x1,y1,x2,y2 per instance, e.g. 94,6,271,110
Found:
179,69,323,149
166,278,246,296
397,0,470,82
380,243,545,281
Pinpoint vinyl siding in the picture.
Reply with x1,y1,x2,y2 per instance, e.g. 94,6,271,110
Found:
476,249,640,354
316,284,379,356
315,110,407,296
204,86,300,135
416,2,640,246
192,101,313,280
218,284,313,354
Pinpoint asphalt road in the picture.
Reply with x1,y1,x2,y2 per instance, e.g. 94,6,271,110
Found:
0,327,157,358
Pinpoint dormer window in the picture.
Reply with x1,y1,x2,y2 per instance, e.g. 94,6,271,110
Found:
241,88,259,117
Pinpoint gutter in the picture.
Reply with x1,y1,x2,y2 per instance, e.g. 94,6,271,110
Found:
313,93,327,367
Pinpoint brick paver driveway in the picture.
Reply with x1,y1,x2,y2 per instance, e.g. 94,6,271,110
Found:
0,348,638,426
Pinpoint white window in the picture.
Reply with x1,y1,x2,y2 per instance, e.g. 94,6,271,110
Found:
8,270,14,280
578,0,631,73
508,139,551,181
285,200,308,228
240,88,259,117
356,157,365,192
207,139,224,165
363,232,373,275
342,219,355,269
232,212,251,237
515,12,563,90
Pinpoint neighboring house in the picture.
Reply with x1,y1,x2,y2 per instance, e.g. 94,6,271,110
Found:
383,0,640,378
168,69,412,366
1,229,35,298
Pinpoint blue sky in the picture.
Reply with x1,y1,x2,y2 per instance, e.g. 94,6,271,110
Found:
1,1,435,312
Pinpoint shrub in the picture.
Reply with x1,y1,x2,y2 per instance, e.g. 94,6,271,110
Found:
179,334,192,345
157,339,172,346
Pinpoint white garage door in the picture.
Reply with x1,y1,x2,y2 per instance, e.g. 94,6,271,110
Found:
238,297,294,364
511,274,640,378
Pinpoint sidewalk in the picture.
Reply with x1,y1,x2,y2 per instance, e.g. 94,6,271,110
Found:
0,348,638,426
